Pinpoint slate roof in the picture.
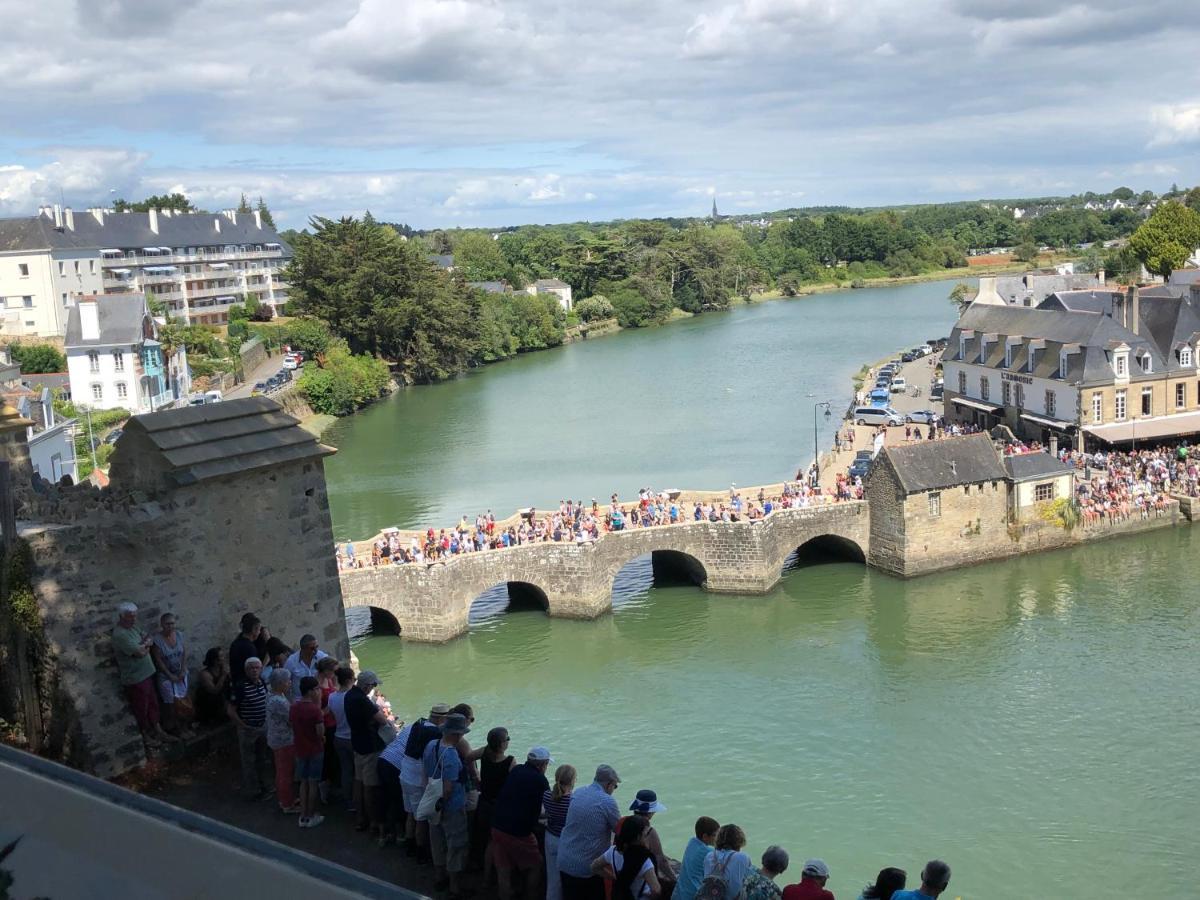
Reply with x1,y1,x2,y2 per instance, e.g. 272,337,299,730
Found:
535,278,570,290
1038,289,1120,315
113,396,335,487
0,210,292,254
467,281,509,293
64,294,149,348
879,433,1006,494
1003,452,1076,482
1169,269,1200,286
947,303,1162,385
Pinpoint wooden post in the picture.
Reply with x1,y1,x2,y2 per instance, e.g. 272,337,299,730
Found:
0,460,42,752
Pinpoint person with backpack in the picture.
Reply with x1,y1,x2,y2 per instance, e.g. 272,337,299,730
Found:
397,702,450,861
699,824,752,900
590,815,661,898
422,713,473,899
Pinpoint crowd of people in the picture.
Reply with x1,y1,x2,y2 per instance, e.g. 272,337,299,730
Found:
111,605,955,900
1058,442,1191,523
336,485,848,572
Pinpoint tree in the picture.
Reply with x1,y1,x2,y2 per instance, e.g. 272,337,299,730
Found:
236,193,252,214
111,193,196,213
1110,186,1135,202
452,231,510,282
574,295,615,322
1014,240,1040,263
948,282,972,314
1128,202,1200,278
256,197,276,229
9,343,65,373
1184,187,1200,213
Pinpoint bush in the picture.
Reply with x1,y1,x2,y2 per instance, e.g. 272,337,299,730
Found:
298,340,390,416
574,295,616,322
282,318,333,357
9,343,65,374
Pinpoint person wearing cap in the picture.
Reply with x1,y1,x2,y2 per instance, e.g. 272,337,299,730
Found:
623,789,674,893
742,846,790,900
782,858,834,900
491,746,554,900
422,713,472,899
557,763,622,900
889,860,950,900
393,702,450,860
344,670,391,836
112,602,175,748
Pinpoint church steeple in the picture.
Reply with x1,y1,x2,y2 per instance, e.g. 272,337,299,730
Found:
711,195,719,219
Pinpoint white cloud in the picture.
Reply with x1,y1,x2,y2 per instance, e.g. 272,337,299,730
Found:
1149,103,1200,147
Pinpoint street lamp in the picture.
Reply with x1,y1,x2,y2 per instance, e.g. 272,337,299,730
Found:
813,400,834,486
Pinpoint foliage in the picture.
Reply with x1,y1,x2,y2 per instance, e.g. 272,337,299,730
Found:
574,295,615,322
52,399,128,479
1013,240,1040,262
112,193,196,213
8,343,64,374
281,318,333,356
948,282,972,313
1128,202,1200,278
297,340,391,416
1037,497,1080,531
256,197,276,229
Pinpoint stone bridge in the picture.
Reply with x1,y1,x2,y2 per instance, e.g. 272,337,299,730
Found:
341,501,869,641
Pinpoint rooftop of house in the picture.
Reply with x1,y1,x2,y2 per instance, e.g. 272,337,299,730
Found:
429,254,454,269
0,208,291,254
467,281,509,293
110,396,335,489
534,278,570,290
876,433,1008,494
64,294,151,348
1003,452,1077,482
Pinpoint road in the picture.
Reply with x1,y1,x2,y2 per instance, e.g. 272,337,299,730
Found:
224,353,288,400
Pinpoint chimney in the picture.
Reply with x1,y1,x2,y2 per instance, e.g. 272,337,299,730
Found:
64,207,74,231
1049,434,1058,457
91,208,105,226
79,297,100,342
213,216,221,233
1190,283,1200,308
1127,285,1139,335
253,210,262,229
148,207,159,235
53,204,63,229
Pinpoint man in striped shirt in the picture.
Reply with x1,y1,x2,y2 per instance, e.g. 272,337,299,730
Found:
227,657,271,800
556,764,621,900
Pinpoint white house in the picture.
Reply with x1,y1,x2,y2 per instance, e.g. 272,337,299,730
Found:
530,278,573,312
65,294,188,414
7,388,77,484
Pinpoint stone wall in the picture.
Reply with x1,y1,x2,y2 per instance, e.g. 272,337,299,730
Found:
341,502,870,642
3,400,348,778
239,337,268,377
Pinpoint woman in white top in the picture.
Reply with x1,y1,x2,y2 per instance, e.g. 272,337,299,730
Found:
591,814,661,898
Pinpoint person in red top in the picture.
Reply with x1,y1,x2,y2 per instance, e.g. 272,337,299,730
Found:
783,858,835,900
290,675,327,828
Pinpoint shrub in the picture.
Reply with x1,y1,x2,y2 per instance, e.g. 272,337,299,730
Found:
298,340,390,416
8,343,65,374
574,295,615,322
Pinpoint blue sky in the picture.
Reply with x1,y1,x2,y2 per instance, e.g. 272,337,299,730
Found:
0,0,1197,228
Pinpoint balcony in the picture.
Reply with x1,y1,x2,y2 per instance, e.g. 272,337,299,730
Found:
100,248,288,267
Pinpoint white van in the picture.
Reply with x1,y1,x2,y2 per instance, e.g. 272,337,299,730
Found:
889,377,907,393
852,406,903,426
204,390,223,404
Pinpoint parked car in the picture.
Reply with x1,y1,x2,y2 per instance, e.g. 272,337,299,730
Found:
252,382,267,394
102,428,123,445
853,406,903,426
901,352,916,363
282,354,299,370
904,409,937,424
918,344,934,355
890,377,907,393
849,456,873,480
931,386,944,401
869,388,891,405
204,390,223,404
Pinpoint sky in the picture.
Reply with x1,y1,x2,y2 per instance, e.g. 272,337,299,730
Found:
0,0,1197,229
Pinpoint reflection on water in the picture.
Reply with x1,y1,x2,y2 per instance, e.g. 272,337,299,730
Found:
351,528,1200,898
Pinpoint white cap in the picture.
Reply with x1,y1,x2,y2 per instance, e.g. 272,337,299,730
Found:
117,602,138,614
527,746,554,763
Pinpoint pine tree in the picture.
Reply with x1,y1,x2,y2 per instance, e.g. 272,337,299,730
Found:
256,197,276,229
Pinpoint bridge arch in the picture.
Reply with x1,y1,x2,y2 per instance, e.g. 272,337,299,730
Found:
782,533,867,573
368,605,401,637
468,580,551,622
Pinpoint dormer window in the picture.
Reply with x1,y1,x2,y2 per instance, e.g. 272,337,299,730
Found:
1115,353,1128,378
1139,352,1152,374
1182,348,1194,368
959,336,967,360
1059,352,1069,379
1004,344,1013,368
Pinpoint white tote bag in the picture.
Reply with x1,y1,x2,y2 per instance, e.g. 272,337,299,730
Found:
415,744,448,823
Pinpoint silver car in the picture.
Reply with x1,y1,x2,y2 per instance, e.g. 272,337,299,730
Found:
904,409,938,424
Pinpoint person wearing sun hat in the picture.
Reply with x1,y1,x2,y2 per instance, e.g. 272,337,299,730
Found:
423,713,472,897
624,789,675,895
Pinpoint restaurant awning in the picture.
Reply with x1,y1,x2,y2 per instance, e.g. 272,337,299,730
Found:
1020,412,1076,431
1084,411,1200,444
952,397,1003,414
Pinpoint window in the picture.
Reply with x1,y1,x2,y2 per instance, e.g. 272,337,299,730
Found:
1002,381,1012,406
57,261,64,276
1034,482,1055,502
1059,353,1068,378
1115,389,1127,421
958,371,967,394
91,383,102,401
1014,383,1025,408
980,377,989,401
1183,348,1194,368
116,383,128,399
1115,354,1127,377
89,260,96,274
1141,388,1152,417
1092,392,1103,423
928,492,942,517
22,296,32,308
87,351,99,373
959,336,966,360
61,293,68,307
1004,344,1013,368
113,350,124,372
17,263,28,277
1139,353,1152,374
1045,390,1056,417
1177,383,1186,409
73,261,80,275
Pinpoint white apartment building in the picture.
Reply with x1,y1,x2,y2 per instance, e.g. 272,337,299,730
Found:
64,294,189,414
0,205,292,336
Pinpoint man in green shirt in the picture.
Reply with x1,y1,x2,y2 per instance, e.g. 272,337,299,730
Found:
112,602,173,747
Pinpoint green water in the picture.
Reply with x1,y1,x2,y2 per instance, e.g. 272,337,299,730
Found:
329,283,1199,898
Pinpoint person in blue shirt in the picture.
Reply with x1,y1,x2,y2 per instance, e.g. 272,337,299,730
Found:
422,714,472,897
675,815,719,900
890,860,951,900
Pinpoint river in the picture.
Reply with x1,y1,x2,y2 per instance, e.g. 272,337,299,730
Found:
326,282,1200,898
